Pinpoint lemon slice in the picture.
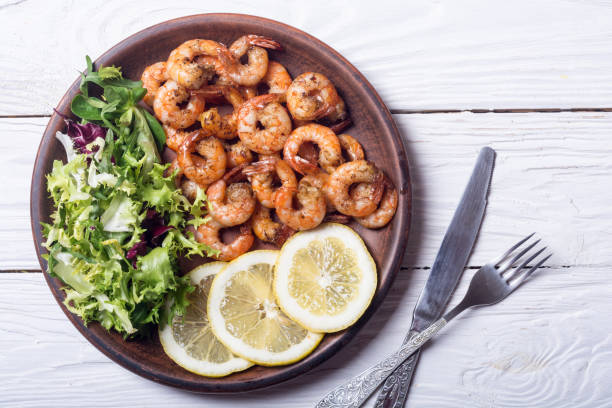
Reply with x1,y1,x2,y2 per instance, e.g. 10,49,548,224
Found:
274,223,377,333
159,262,253,377
207,250,324,366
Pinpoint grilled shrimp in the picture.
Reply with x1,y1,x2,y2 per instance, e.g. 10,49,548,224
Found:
207,172,256,227
154,80,205,129
262,61,292,103
329,118,353,135
141,62,167,106
166,39,233,89
225,140,254,168
286,72,347,123
237,94,292,154
196,85,245,140
164,125,189,152
283,123,342,175
274,175,326,231
222,35,282,86
252,204,293,246
177,130,227,187
165,158,205,201
355,176,398,229
338,133,364,161
326,160,384,217
196,220,254,261
207,181,256,227
243,157,297,208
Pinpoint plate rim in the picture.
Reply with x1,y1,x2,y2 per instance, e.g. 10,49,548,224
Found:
29,12,412,393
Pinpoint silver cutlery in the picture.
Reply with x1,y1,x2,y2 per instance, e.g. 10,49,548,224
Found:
374,146,496,408
315,234,552,408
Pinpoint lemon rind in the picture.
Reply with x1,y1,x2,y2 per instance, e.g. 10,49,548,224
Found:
274,223,377,333
207,250,324,366
158,262,253,377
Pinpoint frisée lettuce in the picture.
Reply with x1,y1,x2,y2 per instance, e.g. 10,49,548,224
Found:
42,57,215,337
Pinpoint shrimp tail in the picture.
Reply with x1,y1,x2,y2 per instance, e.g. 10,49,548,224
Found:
216,46,237,67
313,103,337,120
293,156,320,175
223,163,248,183
372,171,385,205
239,221,252,236
248,93,279,108
273,224,295,246
245,34,283,51
330,118,353,134
191,86,225,98
243,158,277,176
324,213,352,224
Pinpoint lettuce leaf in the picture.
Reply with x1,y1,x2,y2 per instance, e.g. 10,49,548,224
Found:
42,57,214,337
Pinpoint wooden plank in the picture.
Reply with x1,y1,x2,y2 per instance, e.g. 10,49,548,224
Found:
3,111,612,270
2,0,612,115
1,267,611,407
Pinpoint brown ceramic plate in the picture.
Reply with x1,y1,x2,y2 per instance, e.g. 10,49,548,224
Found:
30,14,411,393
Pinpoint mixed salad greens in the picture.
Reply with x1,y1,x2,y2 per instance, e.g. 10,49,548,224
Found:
43,57,215,337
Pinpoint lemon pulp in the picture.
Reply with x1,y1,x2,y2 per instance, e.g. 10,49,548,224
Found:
288,237,362,316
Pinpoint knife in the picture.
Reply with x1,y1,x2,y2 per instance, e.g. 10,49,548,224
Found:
374,146,496,408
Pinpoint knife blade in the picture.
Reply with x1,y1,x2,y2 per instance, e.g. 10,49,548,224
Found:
374,146,496,408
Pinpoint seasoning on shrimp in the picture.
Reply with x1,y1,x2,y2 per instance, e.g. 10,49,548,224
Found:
165,158,205,201
338,133,365,162
355,175,398,229
237,94,292,154
225,140,254,169
252,204,294,246
195,85,245,140
283,123,342,175
166,39,234,89
274,175,326,231
286,72,347,123
222,35,282,86
244,156,297,208
206,171,256,227
195,219,254,261
326,160,384,217
177,129,227,187
163,125,189,152
154,80,205,129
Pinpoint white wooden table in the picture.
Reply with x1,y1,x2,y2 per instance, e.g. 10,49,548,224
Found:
2,1,612,406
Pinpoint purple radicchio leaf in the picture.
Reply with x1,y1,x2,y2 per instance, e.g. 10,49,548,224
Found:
143,210,174,246
54,108,107,155
126,210,174,266
65,120,106,154
126,240,147,261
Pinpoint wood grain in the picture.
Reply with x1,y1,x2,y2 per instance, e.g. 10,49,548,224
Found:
2,2,612,405
1,0,612,115
2,267,611,407
5,112,611,270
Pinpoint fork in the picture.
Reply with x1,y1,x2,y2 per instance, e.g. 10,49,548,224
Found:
315,234,552,408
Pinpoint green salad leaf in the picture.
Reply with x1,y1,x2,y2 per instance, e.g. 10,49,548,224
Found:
43,56,214,337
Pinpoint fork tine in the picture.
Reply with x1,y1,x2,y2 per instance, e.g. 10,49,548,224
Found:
509,253,552,288
498,239,541,274
504,246,546,281
494,233,535,265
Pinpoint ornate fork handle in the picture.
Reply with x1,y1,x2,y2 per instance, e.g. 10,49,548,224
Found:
315,319,447,408
373,331,421,408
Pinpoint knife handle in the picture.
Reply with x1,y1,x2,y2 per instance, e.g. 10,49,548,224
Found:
373,330,421,408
